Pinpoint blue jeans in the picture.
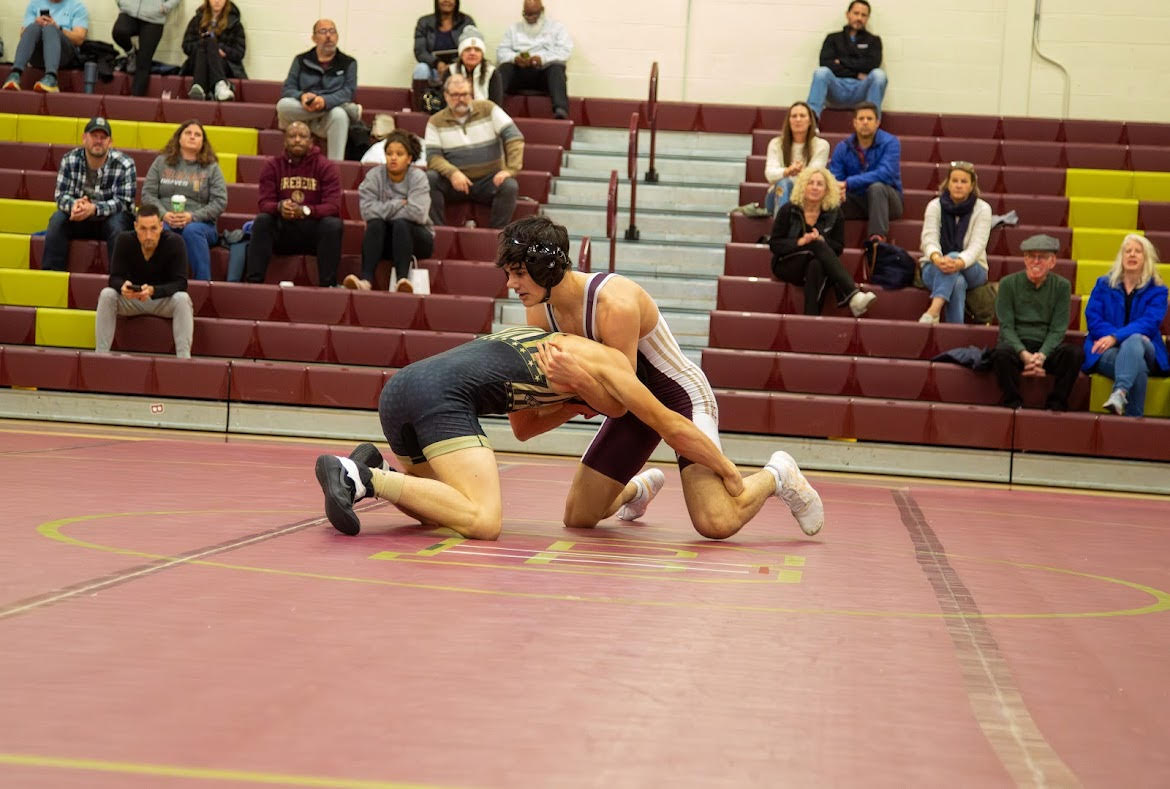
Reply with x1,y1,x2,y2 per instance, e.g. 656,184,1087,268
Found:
42,209,133,271
920,255,987,324
166,220,218,280
1092,334,1160,417
807,67,888,117
764,178,794,216
412,62,441,83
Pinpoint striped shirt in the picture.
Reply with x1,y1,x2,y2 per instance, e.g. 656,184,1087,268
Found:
424,100,524,181
54,148,137,218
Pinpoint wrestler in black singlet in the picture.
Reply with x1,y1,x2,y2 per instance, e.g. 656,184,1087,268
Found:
379,326,576,464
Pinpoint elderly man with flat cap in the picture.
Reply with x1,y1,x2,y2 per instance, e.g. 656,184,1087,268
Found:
42,116,136,271
990,233,1085,410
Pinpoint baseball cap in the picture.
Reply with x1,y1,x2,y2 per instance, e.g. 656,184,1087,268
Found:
84,117,112,136
1019,233,1060,253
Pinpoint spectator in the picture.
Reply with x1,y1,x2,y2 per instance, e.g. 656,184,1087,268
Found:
990,234,1085,411
276,19,359,162
497,0,573,120
412,0,476,111
807,0,887,118
452,25,501,105
764,101,829,216
244,121,344,287
917,161,992,324
42,117,135,272
828,101,902,243
346,130,433,293
140,120,227,281
425,74,523,229
95,204,193,359
769,167,876,317
3,0,88,93
1083,235,1169,417
112,0,179,97
180,0,247,102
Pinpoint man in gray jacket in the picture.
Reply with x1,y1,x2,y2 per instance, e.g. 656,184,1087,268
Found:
276,19,359,162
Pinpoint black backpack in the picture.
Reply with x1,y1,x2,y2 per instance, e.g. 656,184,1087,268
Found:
864,238,916,290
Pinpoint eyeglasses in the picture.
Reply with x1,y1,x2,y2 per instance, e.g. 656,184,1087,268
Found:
445,91,472,99
522,10,542,19
314,27,337,35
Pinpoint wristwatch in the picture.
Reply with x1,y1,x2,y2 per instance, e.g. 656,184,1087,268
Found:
302,205,311,217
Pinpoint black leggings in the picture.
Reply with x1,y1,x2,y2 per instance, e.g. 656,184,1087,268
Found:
771,240,858,315
112,13,165,97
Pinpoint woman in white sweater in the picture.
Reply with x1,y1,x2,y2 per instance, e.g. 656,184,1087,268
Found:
764,102,830,216
917,161,992,324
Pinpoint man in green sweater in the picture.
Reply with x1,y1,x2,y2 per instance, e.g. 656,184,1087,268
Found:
990,233,1085,410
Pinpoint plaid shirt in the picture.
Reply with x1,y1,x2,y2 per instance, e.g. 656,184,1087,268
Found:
54,148,137,218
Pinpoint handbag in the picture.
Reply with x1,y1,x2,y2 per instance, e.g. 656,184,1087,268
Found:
405,259,431,294
863,238,916,289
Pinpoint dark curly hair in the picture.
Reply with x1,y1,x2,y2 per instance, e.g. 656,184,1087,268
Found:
496,216,571,268
382,129,422,163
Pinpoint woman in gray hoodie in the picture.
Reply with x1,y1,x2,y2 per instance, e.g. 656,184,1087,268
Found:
141,120,228,280
113,0,181,96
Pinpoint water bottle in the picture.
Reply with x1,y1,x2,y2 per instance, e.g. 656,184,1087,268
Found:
83,61,98,94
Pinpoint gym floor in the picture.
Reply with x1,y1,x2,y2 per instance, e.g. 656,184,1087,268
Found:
1,420,1168,787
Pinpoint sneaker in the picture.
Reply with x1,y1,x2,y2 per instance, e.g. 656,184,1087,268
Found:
1102,389,1127,415
2,74,20,91
918,311,939,324
188,83,206,101
395,277,414,293
848,290,876,318
766,450,824,536
33,75,59,93
616,468,666,521
314,454,372,536
124,50,137,75
348,442,388,471
214,79,235,101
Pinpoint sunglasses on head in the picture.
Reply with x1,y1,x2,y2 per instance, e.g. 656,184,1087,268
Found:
949,160,976,171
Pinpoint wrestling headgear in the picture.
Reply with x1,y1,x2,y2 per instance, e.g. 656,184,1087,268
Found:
507,237,571,301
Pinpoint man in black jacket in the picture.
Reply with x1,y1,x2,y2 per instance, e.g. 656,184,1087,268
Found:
275,19,360,161
807,1,887,118
94,204,194,358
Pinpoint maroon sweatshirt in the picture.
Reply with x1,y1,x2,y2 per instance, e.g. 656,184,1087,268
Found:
256,145,342,218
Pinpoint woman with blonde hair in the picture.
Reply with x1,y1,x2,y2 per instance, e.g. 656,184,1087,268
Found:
764,102,830,216
769,166,875,317
917,161,992,324
1082,234,1169,416
180,0,247,101
141,120,227,280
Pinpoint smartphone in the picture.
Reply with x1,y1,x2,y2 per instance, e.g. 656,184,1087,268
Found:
39,8,51,16
125,284,142,292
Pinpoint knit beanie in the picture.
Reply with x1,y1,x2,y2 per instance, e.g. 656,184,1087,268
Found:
458,26,487,56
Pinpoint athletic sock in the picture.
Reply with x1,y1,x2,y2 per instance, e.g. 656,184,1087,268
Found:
371,467,404,503
763,464,782,495
337,456,370,500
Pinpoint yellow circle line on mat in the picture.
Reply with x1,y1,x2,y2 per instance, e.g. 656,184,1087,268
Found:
35,511,1170,620
0,753,459,789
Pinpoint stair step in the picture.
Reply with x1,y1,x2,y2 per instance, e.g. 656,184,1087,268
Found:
571,127,751,158
544,205,730,246
562,152,744,184
551,179,737,214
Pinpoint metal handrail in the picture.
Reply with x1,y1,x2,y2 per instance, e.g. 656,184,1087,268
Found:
606,170,618,272
578,236,592,274
646,62,659,183
625,112,640,241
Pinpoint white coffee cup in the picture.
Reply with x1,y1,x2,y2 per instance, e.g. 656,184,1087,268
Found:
171,194,187,213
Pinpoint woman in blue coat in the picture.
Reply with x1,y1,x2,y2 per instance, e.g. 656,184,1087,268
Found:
1082,234,1169,416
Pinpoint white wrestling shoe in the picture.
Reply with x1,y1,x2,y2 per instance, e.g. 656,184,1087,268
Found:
616,468,666,521
766,450,824,536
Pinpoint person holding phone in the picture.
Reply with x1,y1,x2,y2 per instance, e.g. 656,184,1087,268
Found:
112,0,180,97
3,0,89,93
179,0,247,101
496,0,573,119
94,204,194,359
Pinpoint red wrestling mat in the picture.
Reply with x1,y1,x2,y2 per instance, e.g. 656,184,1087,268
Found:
1,420,1169,787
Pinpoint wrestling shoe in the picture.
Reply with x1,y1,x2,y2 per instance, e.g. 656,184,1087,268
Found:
766,450,824,536
348,442,388,471
315,454,372,536
616,468,666,521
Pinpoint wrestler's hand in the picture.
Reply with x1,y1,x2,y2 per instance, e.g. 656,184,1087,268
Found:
535,340,588,392
564,402,599,418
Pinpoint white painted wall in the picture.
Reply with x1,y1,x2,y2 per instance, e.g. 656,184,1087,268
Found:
2,0,1168,121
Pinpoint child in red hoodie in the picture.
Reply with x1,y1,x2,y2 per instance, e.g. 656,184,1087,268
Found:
245,121,344,286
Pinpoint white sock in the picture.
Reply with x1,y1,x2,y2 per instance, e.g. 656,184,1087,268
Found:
628,477,648,504
763,464,782,495
337,456,367,500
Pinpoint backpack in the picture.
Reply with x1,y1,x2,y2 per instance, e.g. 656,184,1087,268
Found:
964,281,1000,324
864,238,916,290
